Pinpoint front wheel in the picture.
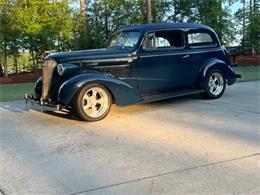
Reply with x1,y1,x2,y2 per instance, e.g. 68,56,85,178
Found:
73,84,112,122
201,70,226,99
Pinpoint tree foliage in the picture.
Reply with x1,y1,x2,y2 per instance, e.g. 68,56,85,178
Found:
235,0,260,54
168,0,237,44
0,0,258,76
0,0,75,73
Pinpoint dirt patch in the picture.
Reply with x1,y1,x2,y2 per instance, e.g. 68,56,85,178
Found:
0,71,42,84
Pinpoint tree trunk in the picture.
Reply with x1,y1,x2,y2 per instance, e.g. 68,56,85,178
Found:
242,0,246,50
3,42,8,77
252,0,256,55
146,0,152,23
94,0,99,27
249,0,254,54
13,54,18,74
78,0,88,49
0,62,3,77
104,0,109,40
79,0,86,18
250,0,252,13
30,51,36,72
218,0,223,43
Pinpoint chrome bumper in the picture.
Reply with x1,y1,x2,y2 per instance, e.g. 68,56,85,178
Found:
24,93,61,110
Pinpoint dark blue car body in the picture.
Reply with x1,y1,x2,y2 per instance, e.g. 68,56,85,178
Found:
31,23,239,109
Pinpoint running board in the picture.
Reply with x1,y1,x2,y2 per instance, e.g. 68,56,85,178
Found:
141,89,204,103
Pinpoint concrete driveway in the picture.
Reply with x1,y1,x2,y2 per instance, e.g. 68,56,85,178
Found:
0,81,259,195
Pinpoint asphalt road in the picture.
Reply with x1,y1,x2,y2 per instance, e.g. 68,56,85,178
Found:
0,81,259,195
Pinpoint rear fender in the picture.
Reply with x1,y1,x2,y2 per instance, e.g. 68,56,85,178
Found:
200,58,237,86
58,72,141,106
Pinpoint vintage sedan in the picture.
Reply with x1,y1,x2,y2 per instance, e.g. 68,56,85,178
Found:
25,23,240,121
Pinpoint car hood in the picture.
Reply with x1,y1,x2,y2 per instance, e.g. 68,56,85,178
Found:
45,48,133,64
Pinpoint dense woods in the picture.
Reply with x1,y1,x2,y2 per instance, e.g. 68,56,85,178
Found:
0,0,259,76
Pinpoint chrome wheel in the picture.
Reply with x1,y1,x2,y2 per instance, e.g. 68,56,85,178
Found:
81,87,109,119
208,72,224,96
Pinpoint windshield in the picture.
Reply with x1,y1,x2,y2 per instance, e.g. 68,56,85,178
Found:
108,31,140,50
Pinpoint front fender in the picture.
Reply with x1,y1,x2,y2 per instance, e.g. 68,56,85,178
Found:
58,72,142,106
200,58,237,85
34,76,42,99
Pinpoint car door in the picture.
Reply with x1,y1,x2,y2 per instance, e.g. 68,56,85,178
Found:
136,29,197,94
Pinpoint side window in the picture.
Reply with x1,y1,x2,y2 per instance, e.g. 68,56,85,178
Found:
188,31,216,47
143,30,184,50
155,37,171,47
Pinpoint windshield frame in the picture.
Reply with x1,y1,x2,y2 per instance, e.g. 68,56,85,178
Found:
107,30,142,51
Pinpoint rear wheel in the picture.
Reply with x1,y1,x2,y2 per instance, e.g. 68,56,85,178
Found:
74,84,112,122
201,70,226,99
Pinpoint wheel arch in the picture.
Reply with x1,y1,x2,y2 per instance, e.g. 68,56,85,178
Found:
58,72,142,107
199,58,237,86
74,81,116,104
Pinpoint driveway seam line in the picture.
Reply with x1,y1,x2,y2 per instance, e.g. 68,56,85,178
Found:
68,153,260,195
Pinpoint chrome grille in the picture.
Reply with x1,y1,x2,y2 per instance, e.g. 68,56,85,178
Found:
42,60,56,101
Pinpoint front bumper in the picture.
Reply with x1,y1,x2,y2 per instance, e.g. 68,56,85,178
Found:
24,93,61,110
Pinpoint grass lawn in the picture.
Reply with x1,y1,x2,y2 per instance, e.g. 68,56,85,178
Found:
0,83,34,101
234,66,260,82
0,66,259,102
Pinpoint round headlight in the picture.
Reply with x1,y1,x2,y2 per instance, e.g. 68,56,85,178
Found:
57,64,65,76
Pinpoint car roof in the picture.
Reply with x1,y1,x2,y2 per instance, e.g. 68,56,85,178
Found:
122,23,213,32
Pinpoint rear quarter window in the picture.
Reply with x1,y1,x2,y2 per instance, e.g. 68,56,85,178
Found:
188,31,217,48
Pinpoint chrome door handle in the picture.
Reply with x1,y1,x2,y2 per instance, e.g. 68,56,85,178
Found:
182,54,190,59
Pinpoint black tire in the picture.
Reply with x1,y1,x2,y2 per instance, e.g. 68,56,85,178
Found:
201,69,226,99
73,84,112,122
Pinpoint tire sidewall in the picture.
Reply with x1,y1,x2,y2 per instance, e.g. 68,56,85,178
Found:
74,83,112,122
204,69,226,99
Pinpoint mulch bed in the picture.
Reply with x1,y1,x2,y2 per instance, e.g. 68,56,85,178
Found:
0,70,42,84
231,55,260,67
